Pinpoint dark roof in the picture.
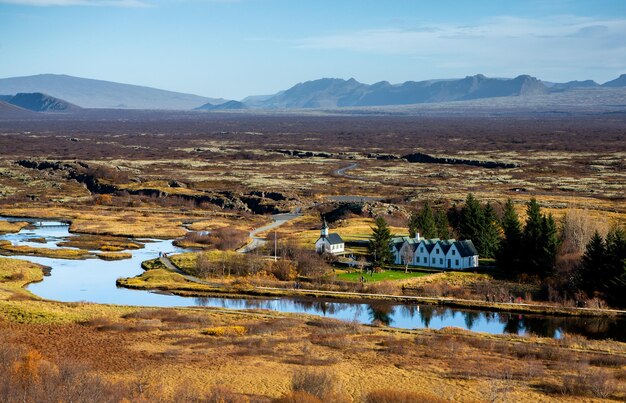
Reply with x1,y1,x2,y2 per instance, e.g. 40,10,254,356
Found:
419,239,439,253
437,239,455,254
455,240,478,257
323,233,344,245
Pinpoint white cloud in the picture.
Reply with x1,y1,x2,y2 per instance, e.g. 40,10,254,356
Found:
292,16,626,79
0,0,150,6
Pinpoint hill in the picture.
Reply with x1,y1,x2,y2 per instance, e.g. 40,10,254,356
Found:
0,74,225,110
602,74,626,88
6,92,80,112
195,100,247,111
254,74,548,109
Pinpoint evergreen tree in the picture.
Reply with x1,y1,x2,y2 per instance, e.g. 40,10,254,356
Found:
408,202,437,239
539,213,559,276
496,199,523,274
368,217,393,267
579,231,606,296
604,227,626,306
459,193,485,252
408,211,419,238
523,198,544,275
435,209,450,239
481,203,501,259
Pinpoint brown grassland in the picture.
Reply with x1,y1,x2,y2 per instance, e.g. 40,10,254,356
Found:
0,112,625,401
1,257,626,402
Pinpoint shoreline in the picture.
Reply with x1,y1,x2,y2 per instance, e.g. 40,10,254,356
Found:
117,279,626,318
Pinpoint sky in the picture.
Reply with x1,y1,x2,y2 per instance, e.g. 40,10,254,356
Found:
1,0,625,99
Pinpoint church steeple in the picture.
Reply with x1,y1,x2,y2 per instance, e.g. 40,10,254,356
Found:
321,216,329,237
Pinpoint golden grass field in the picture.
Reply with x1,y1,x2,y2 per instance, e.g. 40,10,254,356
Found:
1,256,625,402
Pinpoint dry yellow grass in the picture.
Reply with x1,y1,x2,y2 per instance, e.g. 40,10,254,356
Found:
0,256,44,300
0,220,29,234
0,244,93,259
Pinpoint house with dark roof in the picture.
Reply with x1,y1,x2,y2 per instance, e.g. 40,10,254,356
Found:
315,218,345,254
391,234,478,270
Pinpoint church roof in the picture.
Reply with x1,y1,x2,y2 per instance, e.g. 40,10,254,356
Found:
322,233,344,245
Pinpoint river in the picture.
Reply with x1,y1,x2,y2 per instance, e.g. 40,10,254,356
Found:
1,216,624,341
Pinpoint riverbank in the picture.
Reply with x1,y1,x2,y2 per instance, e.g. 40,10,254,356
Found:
120,256,626,318
118,270,626,318
2,256,626,401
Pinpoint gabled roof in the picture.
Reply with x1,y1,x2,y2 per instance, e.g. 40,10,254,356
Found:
418,238,439,253
455,240,478,257
323,233,344,245
437,239,455,254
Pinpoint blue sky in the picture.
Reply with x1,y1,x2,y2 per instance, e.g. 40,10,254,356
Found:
1,0,625,99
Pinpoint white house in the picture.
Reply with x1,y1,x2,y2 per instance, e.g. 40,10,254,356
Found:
391,235,478,270
315,219,345,254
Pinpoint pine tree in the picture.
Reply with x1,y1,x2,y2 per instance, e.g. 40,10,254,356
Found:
496,199,523,274
408,202,437,239
604,227,626,305
435,209,450,239
459,193,485,252
481,203,501,259
369,217,393,267
523,198,544,275
579,231,606,296
539,213,559,277
408,211,419,238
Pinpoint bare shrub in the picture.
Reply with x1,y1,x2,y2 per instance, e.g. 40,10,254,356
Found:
379,336,408,355
291,368,341,401
366,280,400,295
270,259,297,281
273,391,323,403
364,389,447,403
560,367,617,398
559,209,607,255
182,227,248,250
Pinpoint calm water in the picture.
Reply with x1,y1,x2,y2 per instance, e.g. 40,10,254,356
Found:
1,217,625,340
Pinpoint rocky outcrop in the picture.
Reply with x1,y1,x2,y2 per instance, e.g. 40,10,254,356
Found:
402,153,518,169
15,159,292,214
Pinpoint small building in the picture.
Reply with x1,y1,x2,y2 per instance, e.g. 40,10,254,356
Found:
391,234,478,270
315,218,345,254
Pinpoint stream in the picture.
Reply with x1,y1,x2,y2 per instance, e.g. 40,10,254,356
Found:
1,216,625,341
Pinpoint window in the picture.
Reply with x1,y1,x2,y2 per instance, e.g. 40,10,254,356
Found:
452,250,456,255
431,258,435,263
440,258,443,264
435,248,439,253
420,247,423,253
456,259,459,265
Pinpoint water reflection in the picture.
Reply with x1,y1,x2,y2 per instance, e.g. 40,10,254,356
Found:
1,216,625,341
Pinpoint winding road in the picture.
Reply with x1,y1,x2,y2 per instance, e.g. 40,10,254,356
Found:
237,211,302,253
333,162,365,180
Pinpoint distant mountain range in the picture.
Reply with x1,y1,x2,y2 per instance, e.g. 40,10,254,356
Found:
0,73,624,112
0,74,225,110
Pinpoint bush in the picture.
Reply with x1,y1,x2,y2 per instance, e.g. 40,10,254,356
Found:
273,391,323,403
364,389,447,403
291,368,340,401
270,259,297,281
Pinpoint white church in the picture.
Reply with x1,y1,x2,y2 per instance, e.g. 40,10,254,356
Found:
315,218,345,254
390,233,479,270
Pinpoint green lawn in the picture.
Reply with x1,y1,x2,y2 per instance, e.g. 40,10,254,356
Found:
336,270,430,282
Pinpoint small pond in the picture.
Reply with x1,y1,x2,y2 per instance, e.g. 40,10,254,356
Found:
1,216,624,341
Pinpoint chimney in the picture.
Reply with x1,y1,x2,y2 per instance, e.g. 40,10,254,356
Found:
414,232,421,242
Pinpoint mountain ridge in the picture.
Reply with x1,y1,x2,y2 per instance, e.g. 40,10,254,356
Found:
0,74,226,110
